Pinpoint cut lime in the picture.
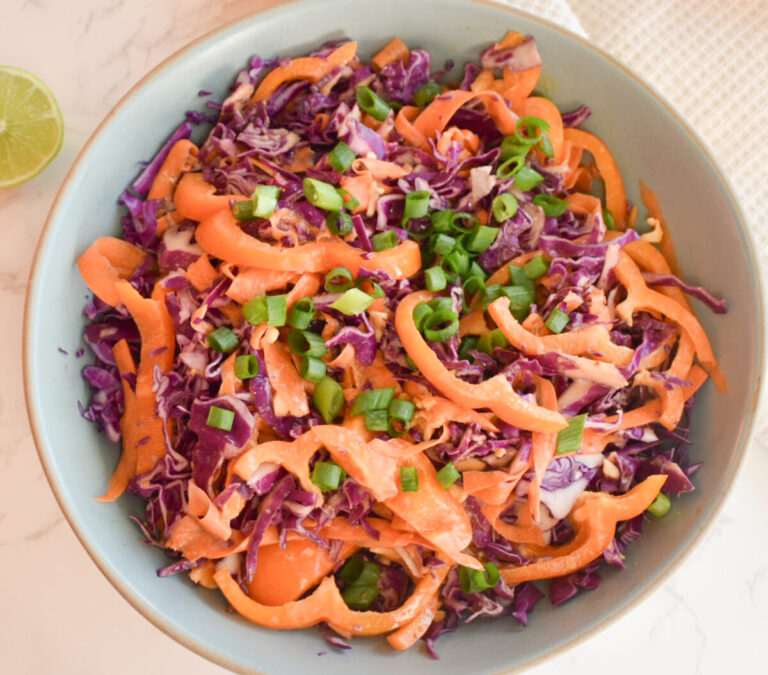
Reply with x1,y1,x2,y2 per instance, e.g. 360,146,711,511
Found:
0,66,64,188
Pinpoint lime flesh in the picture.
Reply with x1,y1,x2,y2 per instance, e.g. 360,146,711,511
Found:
0,66,64,188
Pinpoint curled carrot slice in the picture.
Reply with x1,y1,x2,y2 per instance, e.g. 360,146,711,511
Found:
214,562,448,636
514,96,565,162
262,340,309,417
563,128,627,229
195,208,421,278
372,37,410,70
96,339,138,502
252,42,359,103
386,596,439,650
395,106,430,151
639,180,681,275
173,172,249,222
147,139,198,201
502,475,667,584
395,291,567,433
184,253,219,292
413,90,519,139
528,376,558,522
487,296,634,365
77,237,147,307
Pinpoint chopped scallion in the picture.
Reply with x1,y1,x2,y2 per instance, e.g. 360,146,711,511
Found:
251,185,281,219
532,193,569,217
324,266,354,293
523,254,550,280
326,210,353,236
556,413,588,455
328,288,374,315
365,409,389,432
413,80,442,108
425,265,447,292
206,326,239,353
355,85,391,121
351,387,395,415
492,192,519,223
464,225,499,253
287,329,326,358
459,562,500,593
400,466,419,492
328,141,356,174
311,460,344,492
545,307,570,334
422,308,459,342
402,190,431,226
437,462,461,488
206,405,235,431
234,354,259,379
371,229,398,251
300,355,326,383
647,492,672,518
513,165,545,191
312,376,345,423
387,398,415,436
303,177,343,211
287,297,316,329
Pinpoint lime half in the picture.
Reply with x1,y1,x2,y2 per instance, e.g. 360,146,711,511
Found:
0,66,63,188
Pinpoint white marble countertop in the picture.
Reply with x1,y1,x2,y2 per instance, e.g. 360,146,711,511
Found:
3,1,767,673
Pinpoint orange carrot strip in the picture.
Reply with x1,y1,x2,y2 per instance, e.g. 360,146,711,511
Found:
502,475,666,584
185,253,219,291
372,37,410,70
352,157,411,179
114,280,175,475
147,139,198,201
395,106,431,151
384,452,481,570
413,90,519,139
285,273,321,309
218,352,239,397
195,208,421,278
623,239,689,309
282,146,315,173
96,339,138,502
528,377,558,522
563,128,627,229
339,174,376,213
247,539,357,606
386,596,439,650
173,172,249,222
614,251,726,391
482,502,545,546
252,42,358,102
487,296,633,365
515,96,565,162
214,563,448,636
262,340,309,417
226,268,298,305
77,237,147,306
639,180,681,276
565,192,602,216
395,291,567,433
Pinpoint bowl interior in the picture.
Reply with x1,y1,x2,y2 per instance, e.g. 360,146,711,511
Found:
25,0,762,673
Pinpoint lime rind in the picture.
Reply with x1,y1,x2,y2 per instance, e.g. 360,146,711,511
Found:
0,65,64,188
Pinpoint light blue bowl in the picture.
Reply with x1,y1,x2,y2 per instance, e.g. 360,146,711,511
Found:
24,0,764,672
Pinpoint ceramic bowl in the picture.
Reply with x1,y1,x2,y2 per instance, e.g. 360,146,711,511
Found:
24,0,764,672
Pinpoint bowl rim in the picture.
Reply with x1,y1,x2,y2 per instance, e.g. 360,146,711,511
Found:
23,0,766,673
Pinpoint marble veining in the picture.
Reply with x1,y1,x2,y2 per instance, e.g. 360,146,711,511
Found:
2,1,767,673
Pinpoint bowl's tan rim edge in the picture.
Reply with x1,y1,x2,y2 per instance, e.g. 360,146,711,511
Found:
22,0,765,674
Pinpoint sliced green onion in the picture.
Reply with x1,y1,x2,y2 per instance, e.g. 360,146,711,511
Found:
388,398,415,436
242,296,267,326
311,460,344,492
437,462,461,488
351,387,396,415
326,210,353,236
468,261,487,281
365,409,389,432
556,413,588,455
402,190,431,226
355,85,391,121
300,355,326,383
371,230,398,251
503,285,535,314
425,266,447,292
206,405,235,431
604,209,616,231
477,328,509,354
328,288,374,315
514,165,545,191
287,297,316,329
414,80,442,108
458,335,479,360
523,254,550,280
313,376,345,424
206,326,239,353
462,275,485,300
337,188,360,211
234,354,259,379
342,584,380,610
431,233,456,257
647,492,672,518
232,200,253,220
287,330,326,358
514,116,550,145
545,307,570,334
538,131,554,158
482,284,505,307
496,155,526,179
422,309,459,342
303,177,343,211
532,193,569,217
450,212,479,232
428,296,453,313
324,266,354,293
500,136,531,162
430,209,454,233
508,264,534,291
357,278,385,298
328,141,356,174
400,466,419,492
459,562,500,593
492,192,519,223
464,226,499,254
265,294,288,326
413,301,433,330
339,558,382,586
444,249,470,276
251,185,281,219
